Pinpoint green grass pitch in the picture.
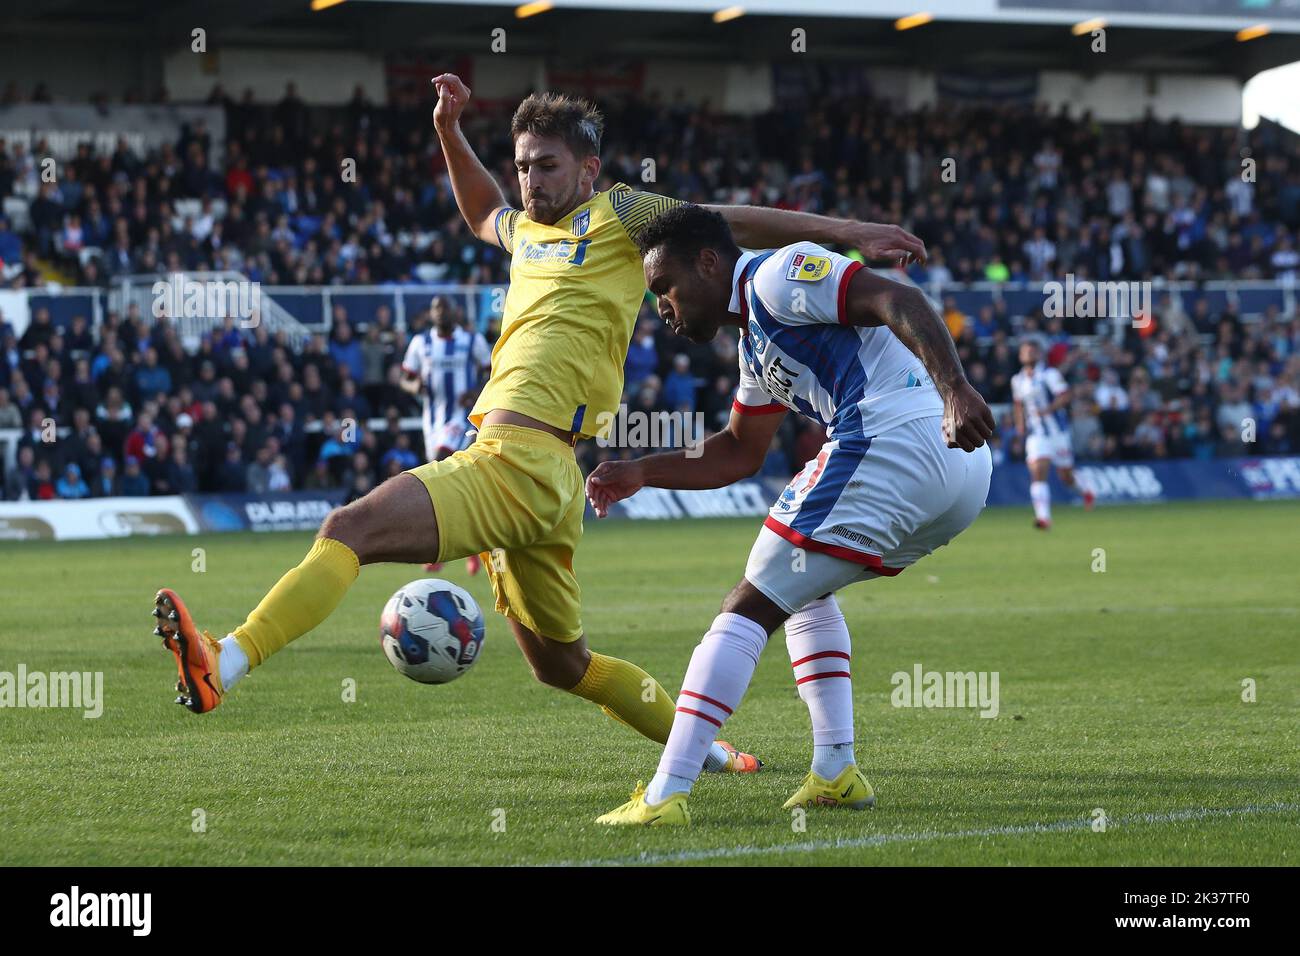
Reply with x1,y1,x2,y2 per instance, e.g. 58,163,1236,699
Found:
2,499,1297,866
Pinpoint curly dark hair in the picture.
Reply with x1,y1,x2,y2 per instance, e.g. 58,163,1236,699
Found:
510,92,603,158
635,203,741,262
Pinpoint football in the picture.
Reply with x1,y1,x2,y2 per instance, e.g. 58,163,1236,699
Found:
379,579,486,684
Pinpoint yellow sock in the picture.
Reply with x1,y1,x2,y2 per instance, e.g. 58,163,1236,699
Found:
232,537,359,669
569,652,675,744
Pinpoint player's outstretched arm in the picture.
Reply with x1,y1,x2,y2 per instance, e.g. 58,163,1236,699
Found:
433,73,512,246
844,269,995,452
704,206,926,265
586,408,785,517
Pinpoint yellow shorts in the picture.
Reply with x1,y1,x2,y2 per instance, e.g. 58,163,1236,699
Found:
407,423,584,642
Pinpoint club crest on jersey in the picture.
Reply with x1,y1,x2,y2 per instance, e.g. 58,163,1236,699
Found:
747,318,769,354
571,209,590,237
787,253,831,282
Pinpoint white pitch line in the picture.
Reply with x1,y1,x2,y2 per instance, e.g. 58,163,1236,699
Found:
557,801,1300,867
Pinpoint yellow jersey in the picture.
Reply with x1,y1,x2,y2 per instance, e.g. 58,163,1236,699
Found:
470,183,679,439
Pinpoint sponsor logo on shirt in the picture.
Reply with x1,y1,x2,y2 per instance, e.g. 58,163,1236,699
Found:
763,355,799,404
787,253,831,282
516,238,592,266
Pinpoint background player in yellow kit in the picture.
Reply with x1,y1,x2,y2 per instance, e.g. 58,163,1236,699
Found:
152,74,926,780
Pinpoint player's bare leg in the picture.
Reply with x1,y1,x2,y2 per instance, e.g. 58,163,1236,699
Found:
509,619,759,772
155,474,440,712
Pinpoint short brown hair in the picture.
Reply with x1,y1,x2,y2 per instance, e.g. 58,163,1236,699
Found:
510,92,603,158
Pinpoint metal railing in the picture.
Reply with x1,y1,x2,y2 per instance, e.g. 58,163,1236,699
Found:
107,272,315,349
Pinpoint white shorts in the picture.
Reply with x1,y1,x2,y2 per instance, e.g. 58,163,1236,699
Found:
423,419,470,461
1025,432,1074,469
747,416,992,614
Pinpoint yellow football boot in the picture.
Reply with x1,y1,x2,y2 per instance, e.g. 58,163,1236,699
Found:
782,764,876,810
595,782,691,827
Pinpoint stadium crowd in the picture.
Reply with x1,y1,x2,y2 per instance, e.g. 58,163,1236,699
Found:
2,79,1299,500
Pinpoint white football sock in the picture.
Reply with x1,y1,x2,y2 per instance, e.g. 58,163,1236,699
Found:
701,741,730,773
219,635,249,690
785,596,855,777
645,612,768,804
1030,480,1051,522
812,743,857,780
644,771,693,805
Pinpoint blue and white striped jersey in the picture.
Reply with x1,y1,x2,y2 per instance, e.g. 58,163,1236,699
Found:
730,243,943,441
1011,363,1070,438
402,327,491,431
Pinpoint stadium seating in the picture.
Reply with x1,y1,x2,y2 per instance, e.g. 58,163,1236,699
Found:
1,86,1298,499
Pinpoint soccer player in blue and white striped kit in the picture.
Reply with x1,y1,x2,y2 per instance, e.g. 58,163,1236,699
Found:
1011,339,1095,529
586,205,996,824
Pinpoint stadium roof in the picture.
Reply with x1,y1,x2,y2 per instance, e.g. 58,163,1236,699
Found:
8,0,1300,80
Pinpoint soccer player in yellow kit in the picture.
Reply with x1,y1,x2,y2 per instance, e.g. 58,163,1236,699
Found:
152,75,926,782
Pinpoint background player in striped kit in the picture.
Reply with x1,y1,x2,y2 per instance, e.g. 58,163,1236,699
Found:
1010,339,1095,530
401,295,491,573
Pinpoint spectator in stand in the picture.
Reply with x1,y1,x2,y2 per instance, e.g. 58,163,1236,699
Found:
120,455,149,496
380,433,419,474
134,347,172,400
942,296,967,339
303,459,334,491
29,459,56,499
661,353,698,413
4,444,37,500
245,444,275,494
624,319,659,393
162,441,198,494
89,456,119,497
56,462,90,499
123,412,164,464
329,318,365,384
268,453,293,492
216,442,247,492
0,387,21,428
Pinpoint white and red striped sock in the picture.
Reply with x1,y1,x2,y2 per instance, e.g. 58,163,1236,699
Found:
645,612,768,805
786,595,856,779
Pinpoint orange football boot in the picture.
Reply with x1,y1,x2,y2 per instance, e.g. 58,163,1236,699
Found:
153,588,224,714
717,740,763,773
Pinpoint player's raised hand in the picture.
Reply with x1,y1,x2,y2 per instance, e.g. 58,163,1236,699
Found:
845,222,928,267
941,380,996,452
586,460,646,518
432,73,472,135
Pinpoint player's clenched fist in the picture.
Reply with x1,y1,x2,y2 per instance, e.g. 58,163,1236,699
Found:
586,460,646,518
432,73,472,134
942,380,996,452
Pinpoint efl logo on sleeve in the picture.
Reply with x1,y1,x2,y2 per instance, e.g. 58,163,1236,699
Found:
787,253,831,281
